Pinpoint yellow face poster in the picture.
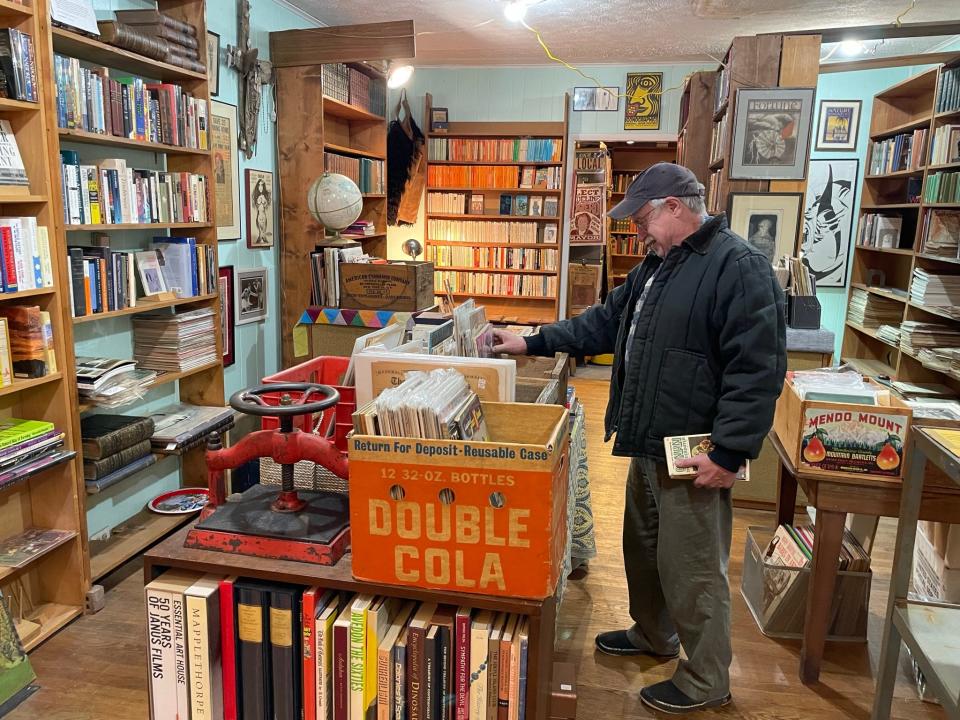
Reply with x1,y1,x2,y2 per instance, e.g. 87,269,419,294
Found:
211,100,241,240
624,72,662,131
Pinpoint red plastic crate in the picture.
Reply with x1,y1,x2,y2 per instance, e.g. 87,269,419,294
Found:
260,356,356,452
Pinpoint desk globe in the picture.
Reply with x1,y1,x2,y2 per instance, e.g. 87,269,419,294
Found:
307,172,363,244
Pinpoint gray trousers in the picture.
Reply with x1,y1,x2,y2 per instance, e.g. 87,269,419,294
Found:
623,457,733,701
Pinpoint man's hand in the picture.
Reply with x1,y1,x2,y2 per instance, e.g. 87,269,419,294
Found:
674,455,737,489
492,328,527,355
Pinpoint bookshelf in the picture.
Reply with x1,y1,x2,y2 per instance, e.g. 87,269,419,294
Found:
677,71,716,186
40,0,225,584
841,57,960,390
0,0,87,650
604,141,676,294
423,93,568,325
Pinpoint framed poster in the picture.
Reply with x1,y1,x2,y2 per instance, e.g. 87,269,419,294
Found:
245,169,274,248
570,185,605,245
800,159,859,288
729,87,815,180
572,86,619,112
624,72,662,130
218,265,235,366
727,192,803,265
211,100,241,240
235,267,268,324
815,99,861,151
206,31,220,97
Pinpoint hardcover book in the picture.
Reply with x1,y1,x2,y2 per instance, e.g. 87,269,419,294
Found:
0,590,35,711
184,575,223,720
80,414,155,460
0,305,44,378
234,579,272,720
663,434,750,481
82,438,152,480
84,453,157,494
0,119,27,188
270,584,303,720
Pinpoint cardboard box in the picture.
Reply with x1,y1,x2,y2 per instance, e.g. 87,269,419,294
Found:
338,261,434,312
772,377,912,480
919,521,960,570
291,306,420,359
348,402,569,599
913,527,960,603
513,353,569,405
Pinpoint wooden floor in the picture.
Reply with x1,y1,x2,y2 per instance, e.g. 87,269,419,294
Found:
10,377,946,719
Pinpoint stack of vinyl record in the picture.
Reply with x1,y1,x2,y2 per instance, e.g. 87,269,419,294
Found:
132,308,217,373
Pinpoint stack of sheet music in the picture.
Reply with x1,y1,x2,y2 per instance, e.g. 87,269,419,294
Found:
910,268,960,311
876,325,902,346
132,308,217,372
847,288,903,328
900,322,960,356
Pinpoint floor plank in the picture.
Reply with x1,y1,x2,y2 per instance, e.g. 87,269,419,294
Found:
9,377,947,719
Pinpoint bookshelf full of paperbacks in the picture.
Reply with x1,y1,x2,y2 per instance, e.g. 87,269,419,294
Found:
0,0,87,651
423,93,569,326
842,57,960,390
40,0,225,585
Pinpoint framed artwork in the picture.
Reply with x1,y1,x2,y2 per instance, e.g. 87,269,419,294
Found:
245,169,275,248
543,224,558,244
529,196,543,217
572,86,619,112
218,265,235,366
544,197,558,217
815,99,862,151
206,31,220,97
235,267,268,324
430,107,448,133
800,159,859,288
727,192,803,265
624,72,662,130
729,87,815,180
211,100,241,240
570,185,605,245
514,195,529,215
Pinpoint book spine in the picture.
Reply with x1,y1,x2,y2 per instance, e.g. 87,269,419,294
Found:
0,226,17,292
219,578,238,720
394,641,407,720
349,605,367,720
0,318,12,387
377,639,392,720
303,590,318,720
171,586,190,719
408,626,426,720
485,634,499,720
425,632,437,720
333,622,349,720
186,592,211,720
145,587,177,720
236,587,268,720
83,439,152,480
270,591,300,720
36,227,53,287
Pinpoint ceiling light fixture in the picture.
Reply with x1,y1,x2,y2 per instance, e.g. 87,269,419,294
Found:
504,0,529,23
840,39,865,56
387,64,414,89
626,140,636,145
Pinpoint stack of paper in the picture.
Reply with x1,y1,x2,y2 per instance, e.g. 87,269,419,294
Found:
900,322,960,355
847,288,903,328
910,268,960,309
921,209,960,257
876,325,902,346
132,308,217,372
917,347,958,374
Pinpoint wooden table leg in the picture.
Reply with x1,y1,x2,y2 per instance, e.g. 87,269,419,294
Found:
775,458,799,528
800,508,845,684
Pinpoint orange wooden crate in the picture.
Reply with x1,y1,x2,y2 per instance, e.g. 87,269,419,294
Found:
772,377,913,481
348,402,569,599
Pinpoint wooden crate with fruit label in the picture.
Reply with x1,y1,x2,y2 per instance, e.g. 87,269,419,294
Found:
773,377,913,480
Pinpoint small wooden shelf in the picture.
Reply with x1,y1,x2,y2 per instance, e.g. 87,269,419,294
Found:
78,361,221,413
73,293,218,324
322,96,384,122
935,108,960,120
709,158,724,170
865,168,925,179
611,252,645,258
0,193,46,204
0,0,33,18
0,372,62,399
429,160,562,167
927,161,960,171
0,97,38,112
426,213,557,222
52,27,206,83
850,282,908,304
916,253,960,265
610,230,638,236
870,115,933,140
432,266,556,275
66,221,212,231
427,186,562,195
924,203,960,209
0,531,78,583
442,292,557,301
59,127,211,156
855,245,915,256
362,193,386,199
427,240,559,249
860,203,920,210
90,506,193,582
845,321,899,349
21,603,84,653
908,301,960,322
323,142,385,160
338,232,386,241
841,356,896,378
0,287,56,301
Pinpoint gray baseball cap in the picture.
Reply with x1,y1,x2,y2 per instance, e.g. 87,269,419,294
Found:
607,162,703,219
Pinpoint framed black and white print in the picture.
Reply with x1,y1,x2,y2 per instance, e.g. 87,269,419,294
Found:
727,192,803,265
815,100,861,151
206,31,220,97
235,267,268,324
572,86,619,111
800,159,859,288
729,87,815,180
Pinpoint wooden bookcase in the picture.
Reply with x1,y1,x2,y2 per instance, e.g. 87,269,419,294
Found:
604,141,676,294
37,0,225,584
423,93,569,326
677,70,716,186
0,0,87,651
273,51,391,369
841,58,960,388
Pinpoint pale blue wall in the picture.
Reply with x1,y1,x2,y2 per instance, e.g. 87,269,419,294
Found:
83,0,318,538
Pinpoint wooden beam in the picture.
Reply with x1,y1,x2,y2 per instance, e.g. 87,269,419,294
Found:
269,20,416,68
779,21,960,43
820,52,959,74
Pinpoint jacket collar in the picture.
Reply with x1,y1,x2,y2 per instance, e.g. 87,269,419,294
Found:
682,213,728,255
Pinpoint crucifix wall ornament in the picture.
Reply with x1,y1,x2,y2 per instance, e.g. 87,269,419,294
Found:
225,0,273,159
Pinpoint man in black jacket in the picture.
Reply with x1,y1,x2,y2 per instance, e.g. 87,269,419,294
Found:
493,163,786,714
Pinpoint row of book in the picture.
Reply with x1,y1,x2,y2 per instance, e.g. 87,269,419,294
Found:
847,287,902,328
309,245,374,308
611,172,639,194
0,305,55,381
707,169,723,215
427,245,559,272
868,129,926,175
936,64,960,115
54,56,208,149
921,209,960,257
0,418,70,493
924,170,960,204
323,152,385,195
0,28,38,102
910,268,960,308
145,572,531,720
427,166,535,190
710,113,728,164
59,151,209,226
97,9,204,74
427,192,470,214
497,194,558,218
427,137,563,163
929,123,960,166
612,236,645,255
715,60,731,113
427,219,545,246
133,307,218,373
0,217,54,294
321,63,387,117
609,217,638,234
434,270,558,298
856,213,903,249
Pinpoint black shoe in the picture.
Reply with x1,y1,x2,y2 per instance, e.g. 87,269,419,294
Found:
639,680,731,715
594,630,679,658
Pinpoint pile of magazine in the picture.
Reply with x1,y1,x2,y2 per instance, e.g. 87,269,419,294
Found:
0,419,69,489
148,403,235,454
75,356,157,408
353,369,490,441
133,308,218,372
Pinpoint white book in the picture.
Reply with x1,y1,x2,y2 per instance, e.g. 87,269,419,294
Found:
469,610,494,720
19,216,41,289
99,159,129,223
0,218,31,290
66,255,75,317
36,226,53,287
184,575,223,720
0,119,28,187
315,596,339,720
151,239,194,298
78,164,93,223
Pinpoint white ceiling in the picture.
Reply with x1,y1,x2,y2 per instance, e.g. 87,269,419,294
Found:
285,0,960,65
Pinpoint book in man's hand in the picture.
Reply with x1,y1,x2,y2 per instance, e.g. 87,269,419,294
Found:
663,434,749,481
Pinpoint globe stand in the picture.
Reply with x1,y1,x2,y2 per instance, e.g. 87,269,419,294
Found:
316,229,360,247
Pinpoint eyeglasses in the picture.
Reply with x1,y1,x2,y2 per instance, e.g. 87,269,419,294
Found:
631,203,662,231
